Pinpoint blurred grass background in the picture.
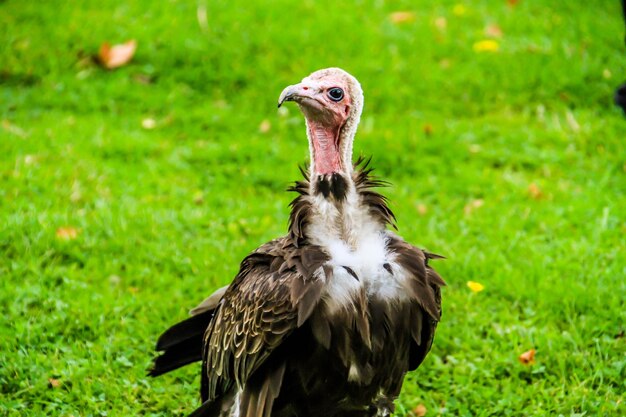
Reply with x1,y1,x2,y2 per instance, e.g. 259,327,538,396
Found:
1,0,625,416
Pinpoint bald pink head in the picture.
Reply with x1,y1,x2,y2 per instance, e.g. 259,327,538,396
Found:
279,68,363,176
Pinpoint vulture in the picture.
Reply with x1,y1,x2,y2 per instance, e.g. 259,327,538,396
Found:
150,68,445,417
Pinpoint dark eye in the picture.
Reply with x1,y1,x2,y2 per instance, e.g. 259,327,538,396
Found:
327,87,344,102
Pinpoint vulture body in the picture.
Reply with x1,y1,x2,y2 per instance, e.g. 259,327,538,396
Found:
151,68,445,417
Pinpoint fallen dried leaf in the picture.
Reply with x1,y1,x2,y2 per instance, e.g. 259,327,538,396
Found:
485,24,503,38
467,281,485,293
56,227,79,240
434,17,447,30
259,119,271,133
390,11,416,24
528,183,543,200
518,349,536,365
464,199,484,215
48,378,61,388
142,118,156,129
423,124,433,135
473,39,499,52
98,40,137,69
507,0,520,6
412,403,427,416
417,204,428,215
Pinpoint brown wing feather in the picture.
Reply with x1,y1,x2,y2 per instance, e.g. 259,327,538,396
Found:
201,237,330,411
386,235,446,370
388,236,445,321
239,361,286,417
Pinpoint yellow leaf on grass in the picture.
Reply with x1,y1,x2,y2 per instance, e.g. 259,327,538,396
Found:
518,349,536,365
485,24,503,38
473,40,499,52
56,227,79,240
98,40,137,69
390,11,416,24
467,281,485,293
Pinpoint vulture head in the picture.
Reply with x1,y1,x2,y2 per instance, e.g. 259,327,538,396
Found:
279,68,363,179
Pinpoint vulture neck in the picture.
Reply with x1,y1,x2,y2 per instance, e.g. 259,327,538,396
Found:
305,106,361,209
300,114,386,250
306,120,354,177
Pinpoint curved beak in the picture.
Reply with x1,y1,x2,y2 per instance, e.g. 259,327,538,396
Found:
278,84,298,108
278,83,316,108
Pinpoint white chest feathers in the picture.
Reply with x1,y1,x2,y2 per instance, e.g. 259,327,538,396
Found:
320,231,409,314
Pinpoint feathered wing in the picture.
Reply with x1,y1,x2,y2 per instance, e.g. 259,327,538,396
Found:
353,156,445,371
387,235,445,371
196,237,330,417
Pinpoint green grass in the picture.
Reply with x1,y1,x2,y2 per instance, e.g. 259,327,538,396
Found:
1,0,625,416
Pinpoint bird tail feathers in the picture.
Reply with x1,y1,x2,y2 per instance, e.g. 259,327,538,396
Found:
149,308,214,377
